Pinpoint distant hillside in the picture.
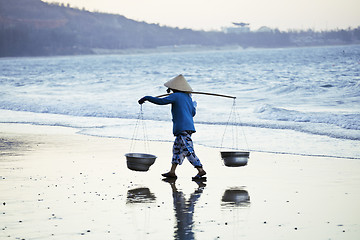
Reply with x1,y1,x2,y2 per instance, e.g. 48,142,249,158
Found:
0,0,229,56
0,0,359,57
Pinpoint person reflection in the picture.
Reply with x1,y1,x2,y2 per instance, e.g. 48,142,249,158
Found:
163,178,206,240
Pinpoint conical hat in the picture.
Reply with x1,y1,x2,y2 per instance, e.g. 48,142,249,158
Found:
164,74,193,92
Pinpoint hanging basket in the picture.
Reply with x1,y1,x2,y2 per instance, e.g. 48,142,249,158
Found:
220,99,250,167
220,151,249,167
126,105,157,172
125,153,157,172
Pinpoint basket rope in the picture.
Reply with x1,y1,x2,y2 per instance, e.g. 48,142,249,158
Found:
130,105,150,153
220,99,249,152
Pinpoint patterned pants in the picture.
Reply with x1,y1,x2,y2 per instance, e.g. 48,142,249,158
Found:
172,131,202,168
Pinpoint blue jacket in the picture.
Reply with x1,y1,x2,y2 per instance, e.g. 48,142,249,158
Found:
144,92,196,136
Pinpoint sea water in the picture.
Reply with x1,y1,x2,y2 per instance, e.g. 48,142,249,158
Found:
0,45,359,159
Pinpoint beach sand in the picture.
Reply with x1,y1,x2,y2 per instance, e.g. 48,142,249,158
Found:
1,123,359,240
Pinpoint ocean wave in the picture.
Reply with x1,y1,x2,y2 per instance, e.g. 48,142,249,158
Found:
197,120,360,141
1,45,359,159
255,104,360,131
1,103,359,141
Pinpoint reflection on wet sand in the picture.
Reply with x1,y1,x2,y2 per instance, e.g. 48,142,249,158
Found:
126,187,156,204
221,188,250,208
221,188,251,239
163,178,206,240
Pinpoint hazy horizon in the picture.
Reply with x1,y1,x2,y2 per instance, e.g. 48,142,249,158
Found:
42,0,360,31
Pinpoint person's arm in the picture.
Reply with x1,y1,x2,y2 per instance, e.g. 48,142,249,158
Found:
138,94,175,105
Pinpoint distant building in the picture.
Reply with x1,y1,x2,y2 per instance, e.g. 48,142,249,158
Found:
224,22,250,34
256,26,273,32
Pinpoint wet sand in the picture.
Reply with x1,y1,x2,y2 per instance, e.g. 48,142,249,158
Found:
1,123,360,240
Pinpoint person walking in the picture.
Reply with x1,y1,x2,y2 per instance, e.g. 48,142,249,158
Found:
138,74,206,180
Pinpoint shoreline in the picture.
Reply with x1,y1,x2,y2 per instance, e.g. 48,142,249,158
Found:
2,117,358,161
2,43,359,59
1,123,360,239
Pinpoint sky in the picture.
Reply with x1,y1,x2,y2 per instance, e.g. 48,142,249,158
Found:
43,0,360,31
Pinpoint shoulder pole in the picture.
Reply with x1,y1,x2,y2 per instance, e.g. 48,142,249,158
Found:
155,91,236,99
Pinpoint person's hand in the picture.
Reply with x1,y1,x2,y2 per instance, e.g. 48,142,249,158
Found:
138,97,146,104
